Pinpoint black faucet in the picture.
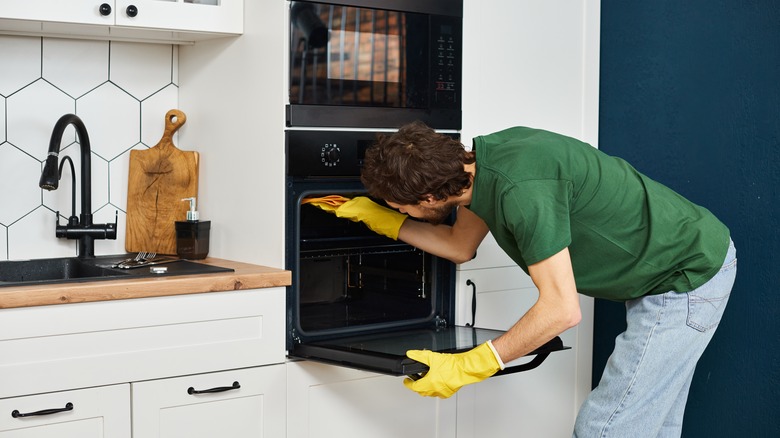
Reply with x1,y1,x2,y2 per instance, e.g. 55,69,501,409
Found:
39,114,117,258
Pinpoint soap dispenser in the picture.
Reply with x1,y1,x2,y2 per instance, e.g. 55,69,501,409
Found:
175,197,211,259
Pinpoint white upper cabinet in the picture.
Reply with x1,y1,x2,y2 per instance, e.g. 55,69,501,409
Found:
0,0,243,43
113,1,242,34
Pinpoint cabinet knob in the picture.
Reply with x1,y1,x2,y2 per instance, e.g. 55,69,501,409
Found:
126,4,138,17
99,3,112,16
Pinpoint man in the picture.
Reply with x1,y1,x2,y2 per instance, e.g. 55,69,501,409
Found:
315,121,736,437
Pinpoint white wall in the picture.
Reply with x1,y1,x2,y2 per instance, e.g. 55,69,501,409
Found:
178,0,286,269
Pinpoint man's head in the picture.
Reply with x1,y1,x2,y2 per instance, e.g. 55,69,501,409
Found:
361,121,475,213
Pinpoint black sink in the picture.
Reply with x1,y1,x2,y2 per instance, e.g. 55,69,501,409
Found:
0,254,234,287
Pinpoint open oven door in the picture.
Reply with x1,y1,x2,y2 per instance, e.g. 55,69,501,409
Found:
289,326,569,378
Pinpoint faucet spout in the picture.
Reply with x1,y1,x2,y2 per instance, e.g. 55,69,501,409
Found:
39,114,117,258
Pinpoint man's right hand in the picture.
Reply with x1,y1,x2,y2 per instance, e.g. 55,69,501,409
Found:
303,196,408,240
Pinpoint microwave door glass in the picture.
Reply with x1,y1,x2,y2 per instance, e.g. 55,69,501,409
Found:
290,2,427,109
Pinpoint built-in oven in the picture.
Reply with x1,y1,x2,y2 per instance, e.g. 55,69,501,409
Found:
285,129,568,377
287,0,462,130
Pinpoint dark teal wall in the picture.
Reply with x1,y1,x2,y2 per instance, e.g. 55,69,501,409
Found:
594,1,779,436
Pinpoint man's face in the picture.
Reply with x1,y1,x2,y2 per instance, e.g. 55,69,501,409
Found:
386,198,457,226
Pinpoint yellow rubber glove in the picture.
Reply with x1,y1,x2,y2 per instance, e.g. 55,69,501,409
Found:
333,196,407,240
403,341,505,398
301,195,351,213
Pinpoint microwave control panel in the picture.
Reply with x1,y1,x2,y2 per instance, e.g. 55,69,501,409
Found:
431,16,462,107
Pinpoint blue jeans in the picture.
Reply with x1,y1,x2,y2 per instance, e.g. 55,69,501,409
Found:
574,240,737,438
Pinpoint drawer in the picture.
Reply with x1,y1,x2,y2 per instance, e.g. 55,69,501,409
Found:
132,365,285,438
0,288,284,398
0,384,129,437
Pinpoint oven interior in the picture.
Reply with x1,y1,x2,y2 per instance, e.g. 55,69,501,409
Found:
287,185,453,348
298,194,440,332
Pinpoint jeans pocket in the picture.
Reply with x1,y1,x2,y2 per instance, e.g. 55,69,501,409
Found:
686,291,730,332
686,243,737,332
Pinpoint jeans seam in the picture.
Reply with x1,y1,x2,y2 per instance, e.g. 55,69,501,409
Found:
600,296,665,437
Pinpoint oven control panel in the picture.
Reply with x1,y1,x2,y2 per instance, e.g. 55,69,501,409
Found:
321,144,341,167
287,130,378,178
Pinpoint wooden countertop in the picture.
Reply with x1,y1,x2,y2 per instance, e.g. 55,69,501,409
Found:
0,258,291,309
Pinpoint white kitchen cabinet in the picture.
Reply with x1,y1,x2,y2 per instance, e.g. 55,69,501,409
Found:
0,0,242,43
455,264,581,437
455,0,600,434
132,365,285,437
0,384,130,438
112,1,242,35
0,287,285,399
0,286,285,437
287,361,457,438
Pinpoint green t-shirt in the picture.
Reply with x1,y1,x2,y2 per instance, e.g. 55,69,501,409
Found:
469,127,730,301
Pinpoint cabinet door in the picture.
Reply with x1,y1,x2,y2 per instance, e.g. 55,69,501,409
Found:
114,0,242,34
454,267,580,437
0,384,129,438
287,361,457,438
132,365,285,438
0,1,112,25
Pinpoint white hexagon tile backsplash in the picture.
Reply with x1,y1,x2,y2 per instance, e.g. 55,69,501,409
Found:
0,35,179,260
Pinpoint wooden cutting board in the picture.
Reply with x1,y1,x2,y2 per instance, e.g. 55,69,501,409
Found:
125,109,199,255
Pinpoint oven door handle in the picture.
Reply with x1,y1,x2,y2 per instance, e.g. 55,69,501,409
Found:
406,336,568,381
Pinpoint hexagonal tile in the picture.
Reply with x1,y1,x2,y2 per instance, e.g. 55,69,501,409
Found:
43,38,110,98
0,144,43,226
41,141,79,221
0,35,41,96
77,82,140,160
7,80,76,160
110,42,174,100
141,84,179,147
109,143,147,212
8,206,77,260
90,151,110,212
0,96,5,143
94,204,126,255
172,45,179,86
0,225,8,260
42,146,110,221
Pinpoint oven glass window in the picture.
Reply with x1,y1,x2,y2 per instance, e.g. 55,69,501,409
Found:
289,1,428,108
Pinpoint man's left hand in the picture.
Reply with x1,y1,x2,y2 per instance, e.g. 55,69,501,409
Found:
403,341,504,398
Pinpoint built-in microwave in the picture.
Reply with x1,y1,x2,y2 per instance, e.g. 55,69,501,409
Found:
287,0,463,129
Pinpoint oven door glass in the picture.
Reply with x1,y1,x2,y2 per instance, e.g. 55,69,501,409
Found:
290,326,569,377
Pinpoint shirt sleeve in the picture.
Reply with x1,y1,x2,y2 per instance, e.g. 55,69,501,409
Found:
501,179,573,266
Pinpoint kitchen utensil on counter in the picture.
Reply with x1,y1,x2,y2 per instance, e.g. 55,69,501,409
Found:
125,109,199,255
112,252,180,269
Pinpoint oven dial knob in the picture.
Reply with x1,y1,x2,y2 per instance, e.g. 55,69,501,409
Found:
321,144,341,167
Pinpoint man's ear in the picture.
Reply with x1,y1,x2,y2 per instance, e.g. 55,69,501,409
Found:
421,194,438,205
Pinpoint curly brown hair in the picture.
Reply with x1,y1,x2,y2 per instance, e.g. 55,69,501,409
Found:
361,121,475,205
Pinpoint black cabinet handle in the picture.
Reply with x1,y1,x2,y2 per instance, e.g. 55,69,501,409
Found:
99,3,112,16
12,402,73,418
126,5,138,17
465,279,477,327
187,381,240,395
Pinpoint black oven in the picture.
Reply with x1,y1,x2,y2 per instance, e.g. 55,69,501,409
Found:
285,130,567,377
287,0,462,129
